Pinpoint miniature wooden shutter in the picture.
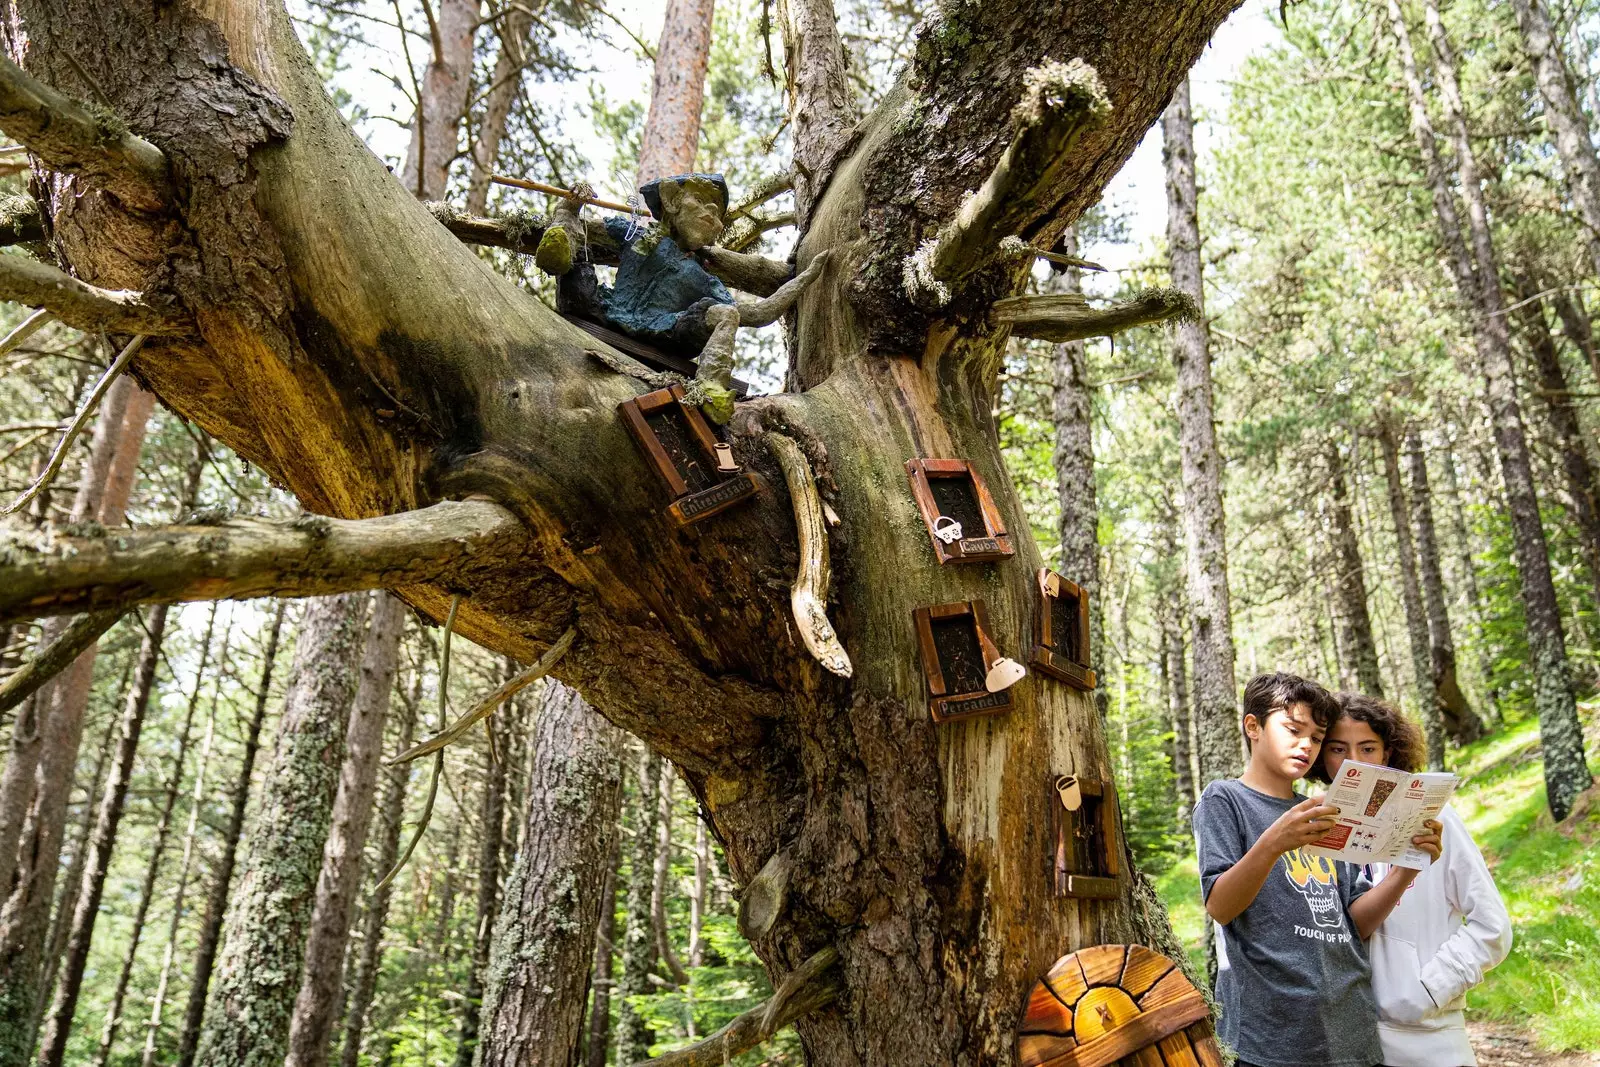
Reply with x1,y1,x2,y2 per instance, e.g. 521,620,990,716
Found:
1019,945,1222,1067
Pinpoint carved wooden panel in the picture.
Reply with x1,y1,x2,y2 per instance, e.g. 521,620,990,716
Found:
1018,945,1222,1067
904,458,1015,564
618,384,758,526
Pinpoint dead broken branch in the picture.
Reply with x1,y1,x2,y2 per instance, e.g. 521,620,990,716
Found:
0,56,171,213
0,608,122,715
634,945,840,1067
0,257,185,336
0,498,535,624
993,287,1197,343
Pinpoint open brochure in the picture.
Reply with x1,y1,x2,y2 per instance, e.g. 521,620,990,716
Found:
1306,759,1458,869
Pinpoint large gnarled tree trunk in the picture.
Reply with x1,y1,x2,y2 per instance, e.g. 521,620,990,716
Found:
0,0,1244,1058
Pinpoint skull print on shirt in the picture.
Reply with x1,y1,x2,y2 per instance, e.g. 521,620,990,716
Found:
1283,848,1343,930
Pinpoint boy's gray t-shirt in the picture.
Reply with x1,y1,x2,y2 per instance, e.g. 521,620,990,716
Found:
1194,778,1380,1067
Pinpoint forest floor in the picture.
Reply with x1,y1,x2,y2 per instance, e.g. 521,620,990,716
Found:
1156,702,1600,1058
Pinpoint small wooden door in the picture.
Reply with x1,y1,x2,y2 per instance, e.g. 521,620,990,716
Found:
1018,944,1223,1067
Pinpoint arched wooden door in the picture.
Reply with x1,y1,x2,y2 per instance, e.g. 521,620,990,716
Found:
1018,944,1223,1067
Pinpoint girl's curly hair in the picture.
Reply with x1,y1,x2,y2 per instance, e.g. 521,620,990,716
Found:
1306,691,1425,783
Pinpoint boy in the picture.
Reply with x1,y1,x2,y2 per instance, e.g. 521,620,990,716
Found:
1193,673,1441,1067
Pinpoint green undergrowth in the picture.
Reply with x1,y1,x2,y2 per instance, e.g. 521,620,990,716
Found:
1155,703,1600,1053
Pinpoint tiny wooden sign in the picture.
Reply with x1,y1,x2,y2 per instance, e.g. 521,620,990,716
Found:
913,600,1013,723
1018,944,1222,1067
1032,568,1097,691
905,458,1015,564
1052,773,1121,900
618,384,758,526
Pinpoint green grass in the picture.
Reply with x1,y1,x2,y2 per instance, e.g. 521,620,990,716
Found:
1156,707,1600,1053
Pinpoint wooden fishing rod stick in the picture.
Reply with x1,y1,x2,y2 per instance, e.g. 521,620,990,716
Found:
489,174,651,216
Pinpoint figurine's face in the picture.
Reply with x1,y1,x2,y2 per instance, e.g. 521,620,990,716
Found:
660,180,725,251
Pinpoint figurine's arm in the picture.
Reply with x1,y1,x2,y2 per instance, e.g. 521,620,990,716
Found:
734,250,831,327
534,193,595,276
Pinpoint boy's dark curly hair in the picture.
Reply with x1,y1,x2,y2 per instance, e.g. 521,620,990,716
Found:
1306,691,1425,783
1240,671,1338,749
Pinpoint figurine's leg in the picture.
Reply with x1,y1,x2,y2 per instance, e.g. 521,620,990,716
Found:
695,303,740,424
737,249,831,327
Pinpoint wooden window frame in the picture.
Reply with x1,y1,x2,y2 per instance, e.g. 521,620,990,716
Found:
617,384,759,526
912,599,1014,723
1031,568,1097,691
904,458,1015,564
1051,774,1121,900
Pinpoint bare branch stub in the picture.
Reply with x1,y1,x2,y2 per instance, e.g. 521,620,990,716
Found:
0,256,186,336
994,286,1197,343
0,55,171,214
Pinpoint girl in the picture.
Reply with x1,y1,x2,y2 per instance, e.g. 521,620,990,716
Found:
1310,692,1513,1067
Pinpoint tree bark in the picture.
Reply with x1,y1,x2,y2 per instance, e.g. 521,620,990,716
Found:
1165,76,1240,787
1513,284,1600,617
584,836,622,1067
776,0,853,223
652,771,691,989
451,659,512,1067
1550,288,1600,388
0,0,1250,1056
1378,423,1445,770
1507,0,1600,287
476,681,625,1067
400,0,479,201
636,0,715,186
285,592,406,1067
1163,609,1195,824
615,749,663,1065
141,615,234,1067
175,601,288,1067
1051,225,1106,715
1395,0,1593,814
193,593,369,1067
465,7,535,215
1324,441,1385,697
0,379,151,1067
93,603,219,1067
689,819,708,968
1404,430,1480,744
337,666,420,1067
1438,433,1501,725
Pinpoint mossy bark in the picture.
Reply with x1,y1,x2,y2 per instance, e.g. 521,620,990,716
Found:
192,594,367,1067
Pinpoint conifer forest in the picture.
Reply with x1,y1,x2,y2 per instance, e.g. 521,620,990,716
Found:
0,0,1597,1063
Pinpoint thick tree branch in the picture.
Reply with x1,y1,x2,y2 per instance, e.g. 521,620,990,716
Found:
722,210,795,253
765,433,850,677
632,946,840,1067
0,194,44,247
993,287,1196,343
777,0,853,223
0,608,121,714
0,255,185,335
0,56,171,213
903,60,1110,309
0,499,537,624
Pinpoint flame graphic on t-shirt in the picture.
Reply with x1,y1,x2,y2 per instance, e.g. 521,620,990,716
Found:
1283,849,1342,930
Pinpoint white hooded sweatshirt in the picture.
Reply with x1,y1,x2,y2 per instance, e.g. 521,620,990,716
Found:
1365,804,1512,1066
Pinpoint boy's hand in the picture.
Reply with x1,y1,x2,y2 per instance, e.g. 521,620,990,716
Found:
1262,796,1342,856
1410,818,1443,863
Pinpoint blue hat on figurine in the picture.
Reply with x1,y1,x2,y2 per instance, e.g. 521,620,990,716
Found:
640,173,729,219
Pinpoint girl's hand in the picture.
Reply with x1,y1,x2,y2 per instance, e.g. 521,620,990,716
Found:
1411,818,1443,862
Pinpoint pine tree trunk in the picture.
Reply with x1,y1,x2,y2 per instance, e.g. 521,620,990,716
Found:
1512,284,1600,616
337,668,421,1067
0,384,151,1067
689,819,708,968
652,772,690,988
1165,76,1240,787
1507,0,1600,286
1550,288,1600,388
1400,0,1593,814
476,681,625,1067
465,9,536,215
1405,430,1480,742
452,661,512,1067
93,603,219,1067
194,593,369,1067
584,837,622,1067
400,0,478,201
1164,612,1195,823
141,616,234,1067
635,0,715,186
1378,422,1445,770
1051,224,1107,713
1325,441,1385,697
286,593,406,1067
614,749,662,1064
175,601,288,1067
1438,434,1502,726
36,602,172,1067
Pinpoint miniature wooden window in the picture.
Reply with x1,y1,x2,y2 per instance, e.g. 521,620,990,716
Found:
1052,773,1120,900
1031,568,1097,691
913,600,1014,723
905,458,1015,564
618,384,758,526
